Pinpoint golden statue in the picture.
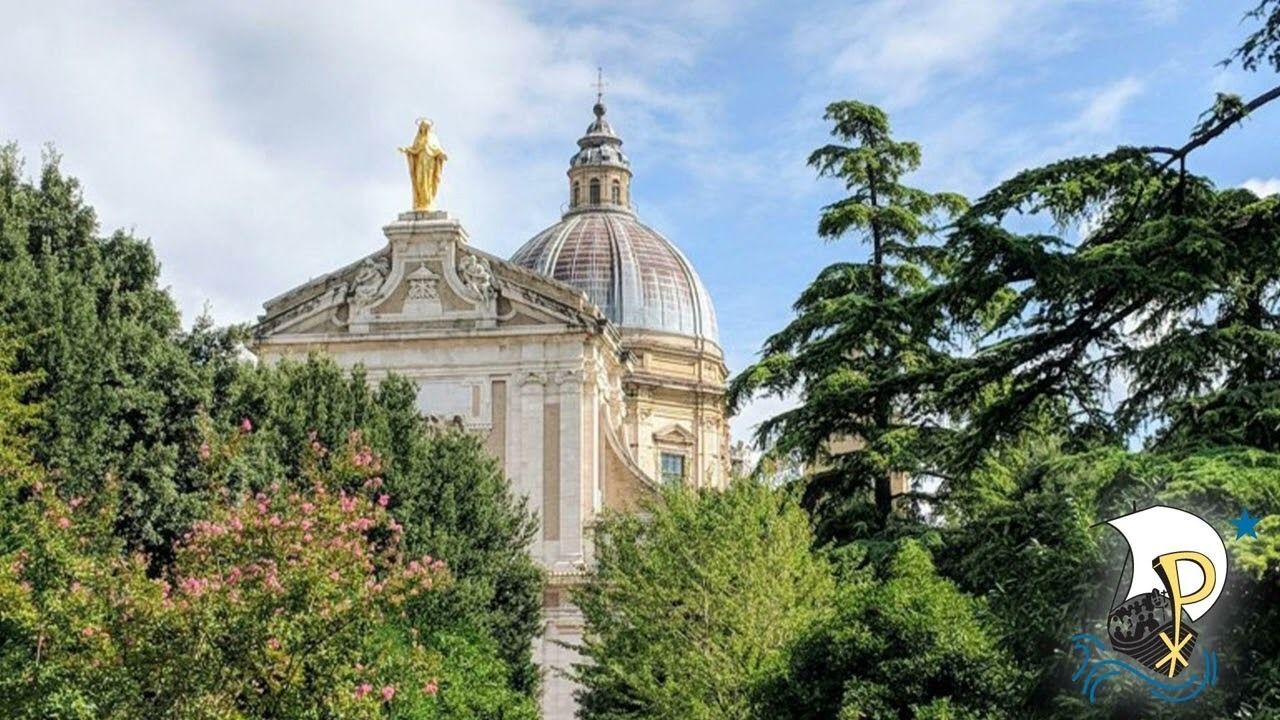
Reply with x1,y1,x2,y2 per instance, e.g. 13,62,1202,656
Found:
400,119,447,211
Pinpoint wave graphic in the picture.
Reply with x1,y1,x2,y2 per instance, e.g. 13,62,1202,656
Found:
1069,633,1217,704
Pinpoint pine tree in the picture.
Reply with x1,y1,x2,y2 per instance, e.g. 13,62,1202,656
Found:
728,102,965,538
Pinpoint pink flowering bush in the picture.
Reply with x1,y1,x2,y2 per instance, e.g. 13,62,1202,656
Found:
152,476,451,718
0,418,527,719
0,473,170,718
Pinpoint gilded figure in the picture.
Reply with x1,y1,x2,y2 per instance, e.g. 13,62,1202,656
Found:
400,119,447,211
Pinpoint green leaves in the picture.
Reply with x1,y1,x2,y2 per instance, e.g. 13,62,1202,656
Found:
574,481,833,720
733,101,966,537
1227,1,1280,72
761,540,1027,720
0,148,543,711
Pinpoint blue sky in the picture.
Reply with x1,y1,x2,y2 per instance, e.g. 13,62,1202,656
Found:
2,1,1278,441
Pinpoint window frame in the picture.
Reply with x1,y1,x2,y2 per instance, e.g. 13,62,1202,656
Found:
659,451,686,485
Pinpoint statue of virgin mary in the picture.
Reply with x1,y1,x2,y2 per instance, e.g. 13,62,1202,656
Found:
399,119,448,211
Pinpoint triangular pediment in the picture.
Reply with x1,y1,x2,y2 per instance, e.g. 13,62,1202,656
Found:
652,423,696,447
252,212,614,344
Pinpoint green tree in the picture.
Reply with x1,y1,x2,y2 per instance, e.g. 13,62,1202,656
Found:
0,145,217,551
940,447,1280,718
728,101,965,539
0,424,538,719
0,148,542,700
573,480,833,720
209,356,543,697
761,540,1027,720
922,4,1280,461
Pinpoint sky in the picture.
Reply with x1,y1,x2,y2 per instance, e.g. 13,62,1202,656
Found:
2,0,1279,444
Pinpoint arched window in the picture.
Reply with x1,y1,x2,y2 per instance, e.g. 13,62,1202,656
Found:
611,180,621,204
589,178,601,205
572,181,580,207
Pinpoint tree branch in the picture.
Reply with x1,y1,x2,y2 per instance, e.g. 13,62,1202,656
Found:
1142,84,1280,169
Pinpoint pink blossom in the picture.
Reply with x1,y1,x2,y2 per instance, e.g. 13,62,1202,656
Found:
355,683,373,700
239,417,253,433
267,637,281,650
57,517,71,529
381,685,396,701
353,448,374,467
198,443,211,460
423,679,439,697
377,494,389,508
81,626,96,638
329,570,341,581
265,573,284,594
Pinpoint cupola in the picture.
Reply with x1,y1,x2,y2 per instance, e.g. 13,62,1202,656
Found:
566,83,631,213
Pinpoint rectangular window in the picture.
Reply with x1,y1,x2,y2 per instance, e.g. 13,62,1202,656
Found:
660,452,686,485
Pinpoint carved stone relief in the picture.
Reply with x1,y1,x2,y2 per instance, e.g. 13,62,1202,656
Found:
458,253,497,301
351,256,390,308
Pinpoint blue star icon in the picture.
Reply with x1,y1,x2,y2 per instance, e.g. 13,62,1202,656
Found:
1231,508,1262,540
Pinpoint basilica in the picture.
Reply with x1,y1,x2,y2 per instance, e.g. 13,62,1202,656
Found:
251,97,729,719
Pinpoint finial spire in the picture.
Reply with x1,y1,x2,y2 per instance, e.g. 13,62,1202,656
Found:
594,67,606,105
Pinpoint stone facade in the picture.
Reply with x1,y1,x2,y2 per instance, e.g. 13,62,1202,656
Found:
252,102,727,719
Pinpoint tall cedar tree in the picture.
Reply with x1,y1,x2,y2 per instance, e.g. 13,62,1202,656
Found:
728,102,965,538
933,139,1280,459
928,3,1280,460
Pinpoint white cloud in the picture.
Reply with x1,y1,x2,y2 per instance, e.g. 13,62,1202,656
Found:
1060,76,1145,135
0,0,735,326
1243,177,1280,197
1139,0,1185,24
790,0,1084,107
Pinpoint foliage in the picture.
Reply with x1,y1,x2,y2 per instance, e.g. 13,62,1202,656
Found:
1229,0,1280,73
573,480,833,720
928,150,1280,460
209,356,543,696
0,418,537,719
936,446,1280,718
761,540,1028,720
0,145,221,552
0,330,39,481
728,101,966,538
0,147,541,702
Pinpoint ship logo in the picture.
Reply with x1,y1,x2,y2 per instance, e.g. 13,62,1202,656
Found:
1070,505,1228,704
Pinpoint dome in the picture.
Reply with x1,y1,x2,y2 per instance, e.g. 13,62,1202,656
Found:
510,92,717,345
510,210,719,344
